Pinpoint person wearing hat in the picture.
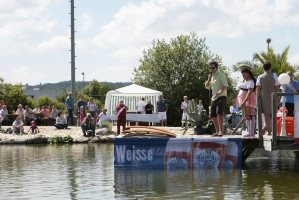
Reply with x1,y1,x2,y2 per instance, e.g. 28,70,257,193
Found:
54,111,68,129
65,92,75,126
81,113,95,137
28,120,39,134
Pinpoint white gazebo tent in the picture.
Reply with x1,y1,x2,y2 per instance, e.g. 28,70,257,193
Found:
104,84,162,116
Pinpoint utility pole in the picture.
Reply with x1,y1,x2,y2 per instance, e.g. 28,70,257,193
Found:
70,0,76,103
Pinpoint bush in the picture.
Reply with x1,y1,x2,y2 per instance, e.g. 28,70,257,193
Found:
50,135,73,143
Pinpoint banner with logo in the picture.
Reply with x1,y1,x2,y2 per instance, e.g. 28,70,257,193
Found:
114,138,243,168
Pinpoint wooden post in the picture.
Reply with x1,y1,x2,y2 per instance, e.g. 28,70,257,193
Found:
257,95,263,148
272,93,277,150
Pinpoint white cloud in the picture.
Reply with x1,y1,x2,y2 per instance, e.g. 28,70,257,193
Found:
2,66,49,85
93,0,299,47
289,54,299,66
34,35,69,53
0,0,57,40
81,13,93,32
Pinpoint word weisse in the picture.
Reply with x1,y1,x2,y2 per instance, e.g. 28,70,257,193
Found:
115,145,156,163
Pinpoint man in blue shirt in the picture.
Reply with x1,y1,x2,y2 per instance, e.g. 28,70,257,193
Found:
229,102,239,128
280,71,299,117
65,92,75,125
156,95,168,126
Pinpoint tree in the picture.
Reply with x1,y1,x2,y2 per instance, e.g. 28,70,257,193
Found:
132,32,237,126
233,46,298,76
81,80,116,106
0,78,35,112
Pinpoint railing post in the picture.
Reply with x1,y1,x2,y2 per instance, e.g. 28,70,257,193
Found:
257,95,263,148
272,93,277,150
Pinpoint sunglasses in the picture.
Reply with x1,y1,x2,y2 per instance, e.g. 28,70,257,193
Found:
209,67,215,69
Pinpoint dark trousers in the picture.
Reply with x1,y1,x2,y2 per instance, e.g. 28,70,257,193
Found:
285,102,294,117
67,109,74,125
81,124,95,136
2,118,10,126
55,124,68,129
117,116,126,135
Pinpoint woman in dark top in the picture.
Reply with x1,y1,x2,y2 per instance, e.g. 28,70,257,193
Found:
145,100,154,125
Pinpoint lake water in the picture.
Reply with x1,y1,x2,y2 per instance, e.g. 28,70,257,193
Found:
0,144,299,199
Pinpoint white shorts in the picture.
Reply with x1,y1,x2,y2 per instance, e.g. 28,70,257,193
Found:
181,112,190,123
158,112,167,120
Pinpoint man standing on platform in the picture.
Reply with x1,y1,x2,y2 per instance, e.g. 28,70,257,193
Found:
115,100,127,135
156,95,168,126
136,98,146,114
230,101,239,128
280,71,299,117
145,100,154,125
65,92,75,126
205,61,228,137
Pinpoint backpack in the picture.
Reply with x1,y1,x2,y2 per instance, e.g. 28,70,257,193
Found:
4,128,13,134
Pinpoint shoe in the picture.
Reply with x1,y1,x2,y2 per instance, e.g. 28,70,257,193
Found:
243,133,254,137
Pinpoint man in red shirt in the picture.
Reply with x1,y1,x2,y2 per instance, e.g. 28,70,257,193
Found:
115,100,128,135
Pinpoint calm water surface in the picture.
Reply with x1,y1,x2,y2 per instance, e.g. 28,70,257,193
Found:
0,144,299,199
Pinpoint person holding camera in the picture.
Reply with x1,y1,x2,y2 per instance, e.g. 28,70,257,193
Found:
81,113,95,137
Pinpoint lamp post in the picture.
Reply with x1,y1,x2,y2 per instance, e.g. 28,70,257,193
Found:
278,73,290,136
266,38,271,50
82,72,85,82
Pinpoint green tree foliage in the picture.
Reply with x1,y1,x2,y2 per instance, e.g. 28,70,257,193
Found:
233,46,299,76
132,32,237,126
81,80,117,106
0,78,35,112
35,95,65,111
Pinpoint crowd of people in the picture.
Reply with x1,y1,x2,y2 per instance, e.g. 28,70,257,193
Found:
208,61,298,137
1,61,296,137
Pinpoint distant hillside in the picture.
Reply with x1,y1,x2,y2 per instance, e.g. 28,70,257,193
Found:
24,81,132,92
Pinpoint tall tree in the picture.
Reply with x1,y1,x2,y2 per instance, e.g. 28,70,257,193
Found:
133,32,237,126
0,78,35,112
234,45,298,76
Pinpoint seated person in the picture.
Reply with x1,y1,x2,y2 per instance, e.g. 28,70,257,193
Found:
49,105,59,125
81,113,95,137
0,105,9,125
0,115,3,129
40,106,50,125
24,105,34,125
0,100,4,110
97,108,112,132
28,120,39,134
54,112,68,129
12,116,24,134
40,106,50,118
15,104,25,121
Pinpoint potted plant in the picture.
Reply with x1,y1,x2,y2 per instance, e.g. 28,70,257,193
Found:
183,104,209,135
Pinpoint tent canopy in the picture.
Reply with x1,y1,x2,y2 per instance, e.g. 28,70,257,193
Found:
104,84,162,115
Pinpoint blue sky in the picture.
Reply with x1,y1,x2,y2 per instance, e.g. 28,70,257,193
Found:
1,0,299,85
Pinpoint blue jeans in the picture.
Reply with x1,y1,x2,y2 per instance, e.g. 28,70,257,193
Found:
67,109,74,125
231,113,238,128
81,124,95,136
55,124,68,129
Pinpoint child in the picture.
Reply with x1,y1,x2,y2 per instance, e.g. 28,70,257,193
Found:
77,106,85,126
28,120,39,134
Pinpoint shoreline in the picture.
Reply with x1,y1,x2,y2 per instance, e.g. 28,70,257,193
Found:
0,125,238,145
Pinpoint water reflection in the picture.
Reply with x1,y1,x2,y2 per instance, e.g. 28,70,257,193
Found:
1,144,299,199
114,168,242,199
0,144,115,199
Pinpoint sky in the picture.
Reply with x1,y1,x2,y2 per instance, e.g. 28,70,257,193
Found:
1,0,299,85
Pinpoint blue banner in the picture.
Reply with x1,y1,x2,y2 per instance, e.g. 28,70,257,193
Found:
114,138,243,168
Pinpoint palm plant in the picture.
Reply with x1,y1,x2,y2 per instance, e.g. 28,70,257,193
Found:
183,103,208,135
233,45,298,76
